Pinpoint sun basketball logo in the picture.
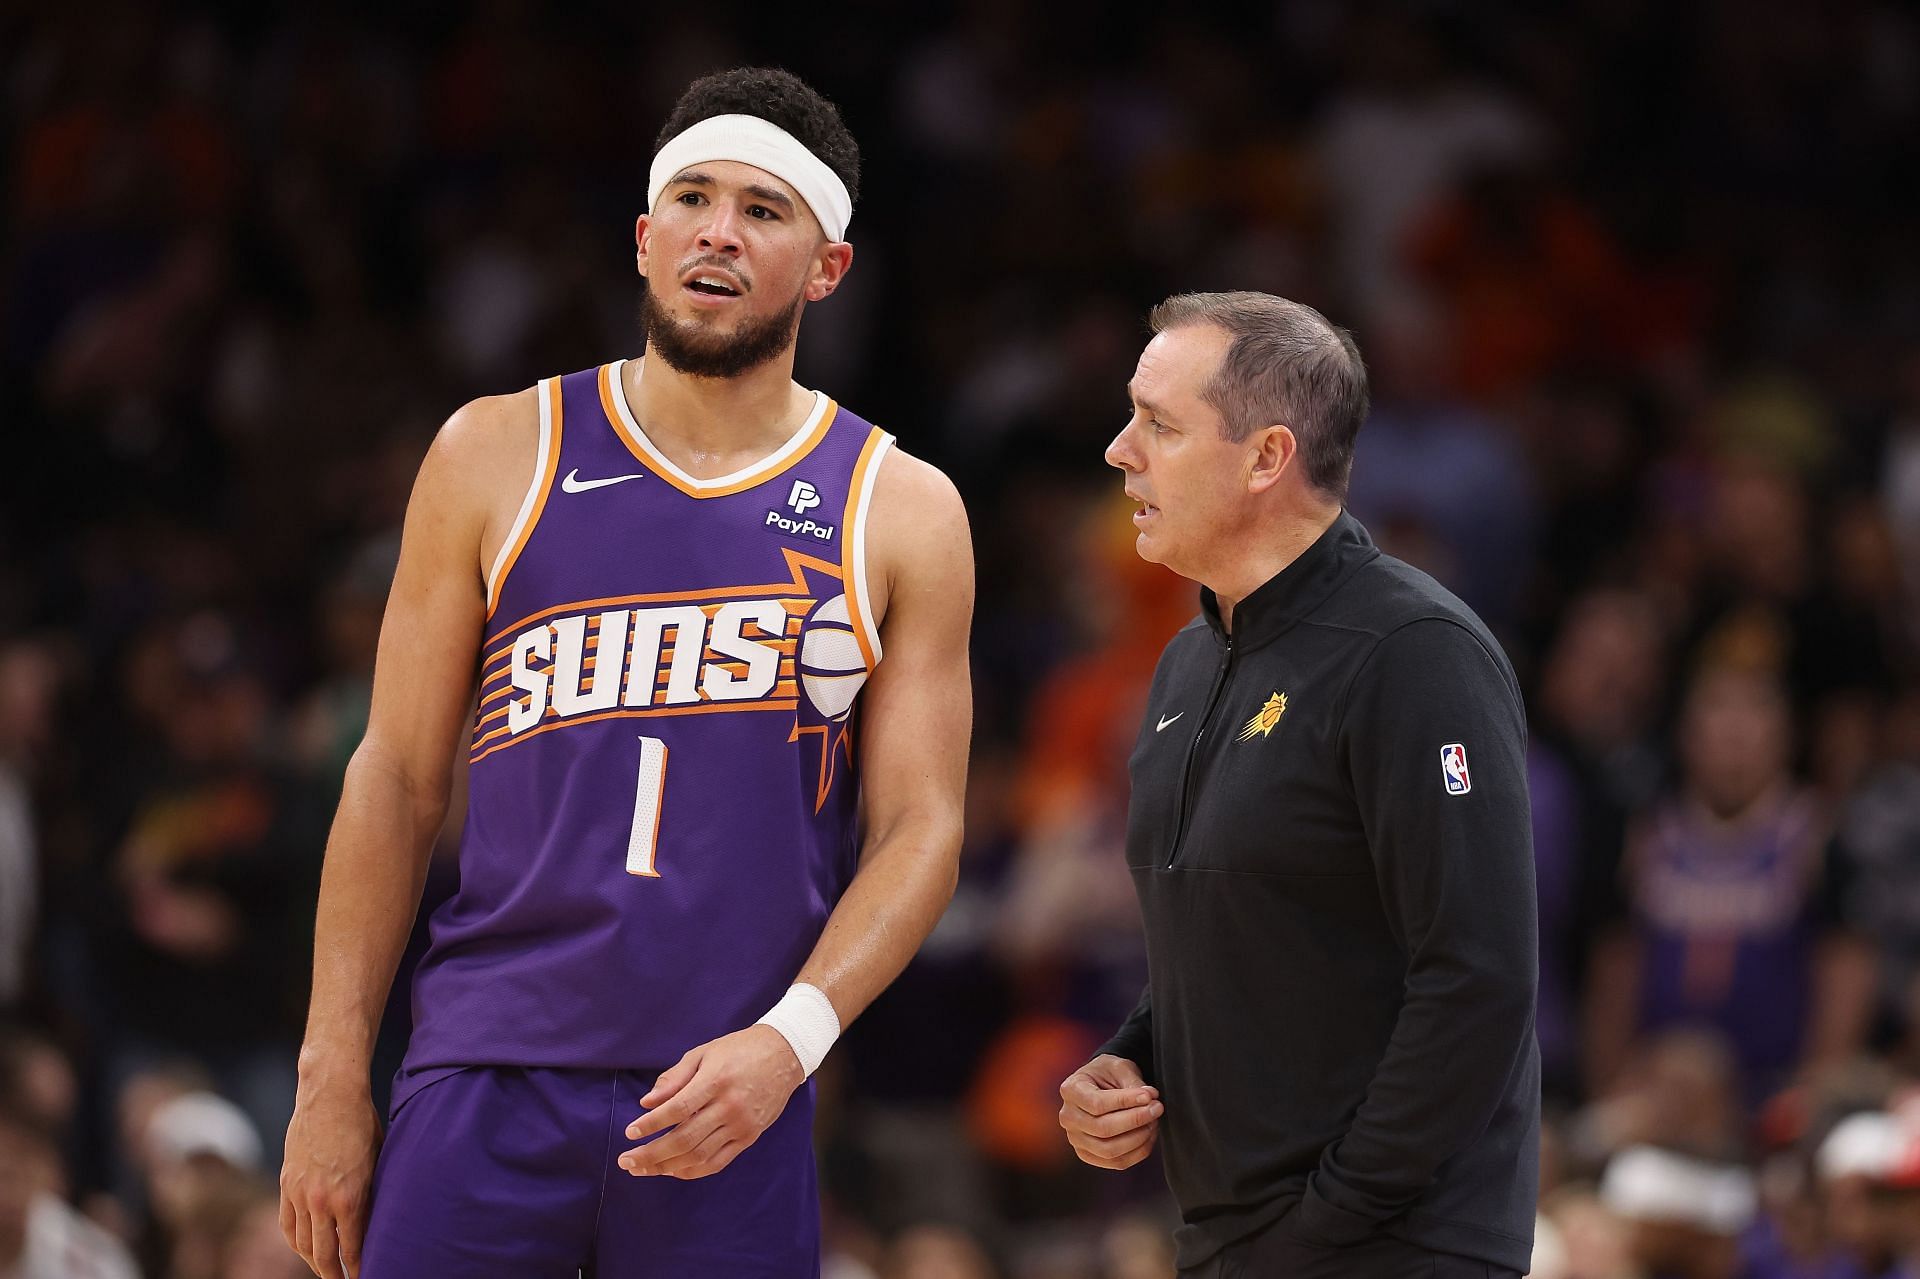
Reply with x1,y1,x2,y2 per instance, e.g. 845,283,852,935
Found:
798,594,868,720
1238,691,1288,741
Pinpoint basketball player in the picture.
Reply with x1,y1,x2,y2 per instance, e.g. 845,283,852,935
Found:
278,68,972,1278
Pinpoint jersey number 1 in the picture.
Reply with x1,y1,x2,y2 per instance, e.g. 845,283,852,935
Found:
627,735,668,877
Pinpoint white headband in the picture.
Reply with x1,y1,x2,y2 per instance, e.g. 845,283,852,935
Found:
647,114,852,241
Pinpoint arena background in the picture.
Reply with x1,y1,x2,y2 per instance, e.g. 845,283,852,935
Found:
4,2,1920,1276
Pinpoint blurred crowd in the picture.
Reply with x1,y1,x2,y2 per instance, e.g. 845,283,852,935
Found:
4,1,1920,1276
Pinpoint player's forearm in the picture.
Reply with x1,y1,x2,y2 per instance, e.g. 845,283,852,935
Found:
792,811,960,1027
297,743,448,1089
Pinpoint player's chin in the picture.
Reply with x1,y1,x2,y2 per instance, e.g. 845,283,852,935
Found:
676,300,738,326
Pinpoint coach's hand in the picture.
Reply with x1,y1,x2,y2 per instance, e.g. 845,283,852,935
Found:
280,1081,381,1279
620,1025,805,1180
1059,1054,1162,1170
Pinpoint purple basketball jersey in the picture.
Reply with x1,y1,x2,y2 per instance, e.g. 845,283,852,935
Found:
400,360,893,1084
1631,790,1823,1091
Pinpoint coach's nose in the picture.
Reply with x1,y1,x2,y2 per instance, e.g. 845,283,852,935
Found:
1106,419,1143,473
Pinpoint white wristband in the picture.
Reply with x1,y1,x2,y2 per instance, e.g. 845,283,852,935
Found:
755,983,841,1077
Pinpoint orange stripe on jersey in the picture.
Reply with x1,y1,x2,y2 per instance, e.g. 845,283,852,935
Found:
469,698,801,765
842,427,887,671
486,378,565,619
483,547,842,647
598,362,840,500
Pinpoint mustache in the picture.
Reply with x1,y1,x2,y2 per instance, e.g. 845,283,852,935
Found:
678,256,749,292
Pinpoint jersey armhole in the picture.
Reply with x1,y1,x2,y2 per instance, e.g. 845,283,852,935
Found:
841,427,894,670
485,377,563,619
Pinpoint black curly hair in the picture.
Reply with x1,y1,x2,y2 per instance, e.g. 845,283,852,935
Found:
654,67,861,211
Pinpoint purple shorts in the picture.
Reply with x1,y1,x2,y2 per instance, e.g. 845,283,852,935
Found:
360,1066,819,1278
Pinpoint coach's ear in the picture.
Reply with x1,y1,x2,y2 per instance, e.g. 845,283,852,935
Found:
1246,424,1298,495
635,215,653,277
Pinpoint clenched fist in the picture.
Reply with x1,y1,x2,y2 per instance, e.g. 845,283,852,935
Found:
1059,1054,1162,1170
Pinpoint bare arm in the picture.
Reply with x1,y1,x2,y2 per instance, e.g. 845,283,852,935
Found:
791,451,973,1020
280,390,533,1279
622,449,974,1179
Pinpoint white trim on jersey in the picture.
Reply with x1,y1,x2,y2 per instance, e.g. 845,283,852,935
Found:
606,358,831,493
849,432,894,667
487,377,556,613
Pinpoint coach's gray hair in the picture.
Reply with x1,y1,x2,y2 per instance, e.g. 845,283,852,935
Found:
1149,292,1370,499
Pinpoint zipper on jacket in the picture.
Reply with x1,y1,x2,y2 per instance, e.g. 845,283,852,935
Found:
1167,634,1233,868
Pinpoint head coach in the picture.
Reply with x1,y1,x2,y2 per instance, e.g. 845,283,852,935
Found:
1059,292,1539,1279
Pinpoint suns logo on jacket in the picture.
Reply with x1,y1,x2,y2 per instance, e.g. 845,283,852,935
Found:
1238,691,1288,741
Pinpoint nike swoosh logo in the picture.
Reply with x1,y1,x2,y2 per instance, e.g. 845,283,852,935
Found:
561,468,645,494
1156,712,1184,732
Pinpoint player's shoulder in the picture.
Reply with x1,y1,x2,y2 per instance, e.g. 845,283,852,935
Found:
870,444,968,538
863,443,972,605
415,386,540,489
435,386,541,463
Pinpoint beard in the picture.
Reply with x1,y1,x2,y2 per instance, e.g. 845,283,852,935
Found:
638,281,804,380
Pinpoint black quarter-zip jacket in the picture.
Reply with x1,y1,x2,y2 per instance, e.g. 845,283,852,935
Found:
1100,511,1539,1272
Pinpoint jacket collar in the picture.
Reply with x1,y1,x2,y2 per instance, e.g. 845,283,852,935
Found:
1200,509,1379,646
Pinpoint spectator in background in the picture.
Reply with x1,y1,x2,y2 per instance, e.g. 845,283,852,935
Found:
1798,499,1909,771
1310,11,1543,321
0,1093,138,1279
1827,695,1920,1053
135,1091,262,1279
1535,589,1671,822
0,643,60,1010
1576,1031,1748,1171
90,614,308,1171
1532,590,1670,1098
1598,1144,1755,1279
1541,1187,1642,1279
1403,161,1633,404
1808,1108,1920,1279
1586,666,1876,1103
0,1028,80,1143
1343,299,1538,625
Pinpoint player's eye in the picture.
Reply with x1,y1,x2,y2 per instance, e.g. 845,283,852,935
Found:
677,191,703,206
748,205,778,220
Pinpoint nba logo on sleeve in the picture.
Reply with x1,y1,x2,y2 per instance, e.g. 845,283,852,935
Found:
1440,743,1471,795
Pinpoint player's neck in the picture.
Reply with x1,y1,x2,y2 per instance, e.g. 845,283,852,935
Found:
624,354,817,462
